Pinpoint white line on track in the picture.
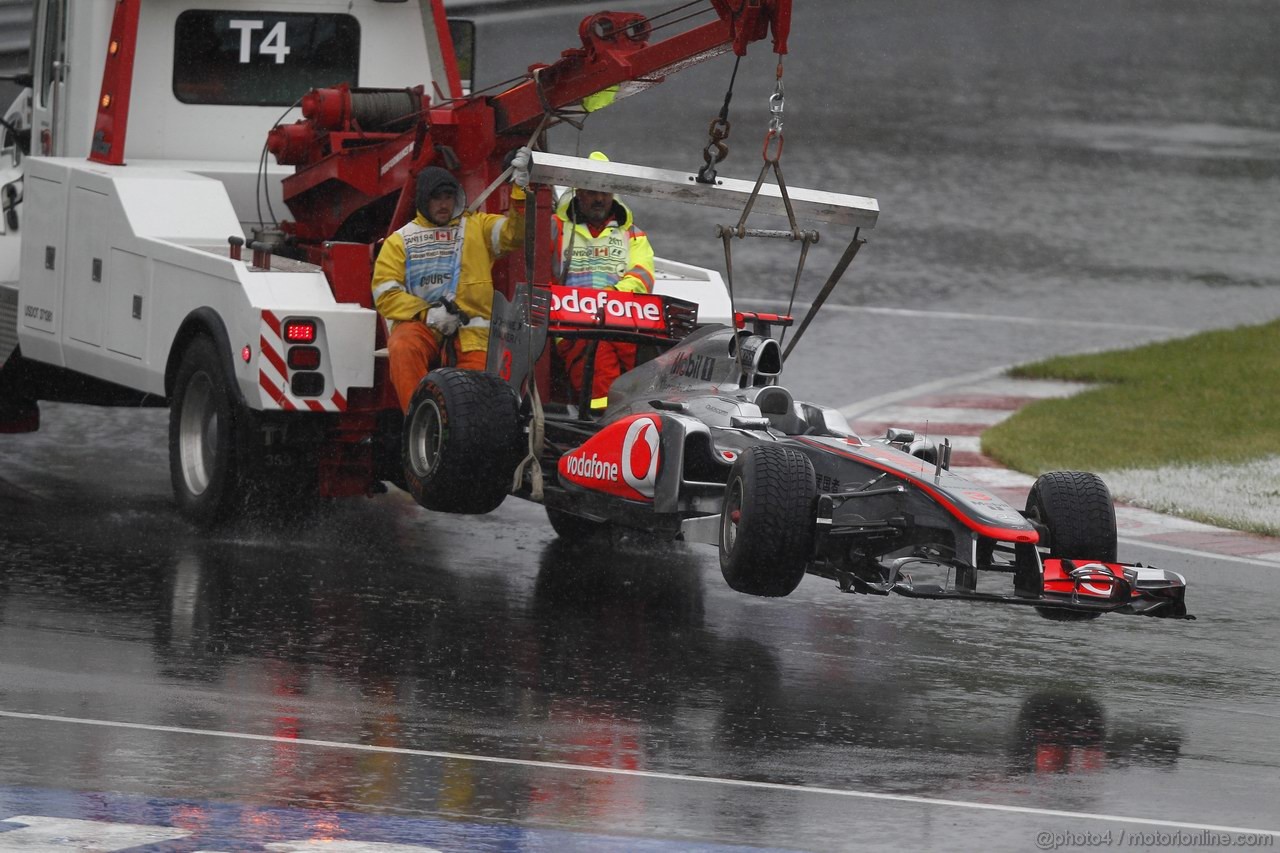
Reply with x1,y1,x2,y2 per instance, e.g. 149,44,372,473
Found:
837,365,1012,420
1,709,1277,838
1117,536,1280,568
857,404,1014,425
736,297,1186,334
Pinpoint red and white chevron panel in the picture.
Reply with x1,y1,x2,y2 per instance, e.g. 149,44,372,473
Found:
258,310,347,412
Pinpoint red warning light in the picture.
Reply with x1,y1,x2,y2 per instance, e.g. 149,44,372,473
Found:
241,345,252,363
287,346,321,370
283,320,317,343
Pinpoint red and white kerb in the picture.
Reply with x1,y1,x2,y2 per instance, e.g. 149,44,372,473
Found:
258,310,346,412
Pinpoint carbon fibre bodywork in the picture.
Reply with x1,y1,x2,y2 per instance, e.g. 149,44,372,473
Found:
490,296,1190,619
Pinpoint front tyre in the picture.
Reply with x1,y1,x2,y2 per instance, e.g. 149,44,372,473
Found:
1027,471,1118,561
402,368,520,514
169,335,243,529
1027,471,1118,621
719,444,816,597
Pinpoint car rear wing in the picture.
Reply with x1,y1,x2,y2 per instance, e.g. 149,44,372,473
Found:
487,284,699,398
545,285,698,341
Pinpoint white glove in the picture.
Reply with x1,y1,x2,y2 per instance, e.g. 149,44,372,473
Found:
510,146,532,188
425,305,461,336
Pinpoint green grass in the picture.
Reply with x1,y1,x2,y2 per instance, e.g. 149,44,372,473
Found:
982,319,1280,473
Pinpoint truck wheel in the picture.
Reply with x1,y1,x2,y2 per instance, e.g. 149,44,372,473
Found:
402,367,520,514
719,444,815,597
546,506,611,540
1027,471,1118,621
169,335,243,528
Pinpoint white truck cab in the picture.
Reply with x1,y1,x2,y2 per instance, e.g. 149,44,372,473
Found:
0,0,803,529
0,1,465,524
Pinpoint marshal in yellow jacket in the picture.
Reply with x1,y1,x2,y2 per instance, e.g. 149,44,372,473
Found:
371,174,525,356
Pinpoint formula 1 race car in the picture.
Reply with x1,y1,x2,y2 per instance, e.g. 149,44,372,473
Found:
398,153,1189,621
399,285,1189,621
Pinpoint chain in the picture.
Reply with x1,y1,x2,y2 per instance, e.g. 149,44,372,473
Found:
696,55,741,184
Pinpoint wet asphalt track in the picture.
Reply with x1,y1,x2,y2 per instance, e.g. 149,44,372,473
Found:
5,0,1280,848
2,304,1280,851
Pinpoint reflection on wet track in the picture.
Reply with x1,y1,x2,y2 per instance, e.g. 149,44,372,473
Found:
2,444,1279,849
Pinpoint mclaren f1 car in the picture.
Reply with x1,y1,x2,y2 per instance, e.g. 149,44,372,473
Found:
397,155,1189,621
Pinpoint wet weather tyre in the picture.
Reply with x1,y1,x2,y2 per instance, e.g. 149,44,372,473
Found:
1027,471,1118,622
546,506,611,540
169,335,244,529
402,367,521,514
1027,471,1118,561
719,444,816,597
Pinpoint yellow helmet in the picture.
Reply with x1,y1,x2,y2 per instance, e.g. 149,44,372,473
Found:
581,85,618,113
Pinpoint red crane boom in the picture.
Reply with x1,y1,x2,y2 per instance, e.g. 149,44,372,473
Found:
266,1,792,250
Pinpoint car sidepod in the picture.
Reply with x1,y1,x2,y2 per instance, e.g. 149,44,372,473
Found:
552,411,731,536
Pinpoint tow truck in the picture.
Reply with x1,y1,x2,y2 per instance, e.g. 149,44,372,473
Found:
0,0,793,527
0,1,1191,620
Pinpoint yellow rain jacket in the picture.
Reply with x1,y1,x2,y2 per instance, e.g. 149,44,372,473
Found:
551,190,654,294
371,184,526,355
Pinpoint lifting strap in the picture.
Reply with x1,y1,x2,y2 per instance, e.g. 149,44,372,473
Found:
715,60,867,360
507,109,562,502
716,61,815,330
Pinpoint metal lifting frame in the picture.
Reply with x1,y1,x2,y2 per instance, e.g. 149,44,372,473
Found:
527,151,879,357
526,152,878,229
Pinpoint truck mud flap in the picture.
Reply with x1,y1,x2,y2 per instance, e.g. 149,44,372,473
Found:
0,285,39,430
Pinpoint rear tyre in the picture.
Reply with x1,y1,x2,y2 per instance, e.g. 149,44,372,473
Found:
719,444,816,597
546,506,612,540
169,335,243,529
1027,471,1118,621
402,367,521,514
